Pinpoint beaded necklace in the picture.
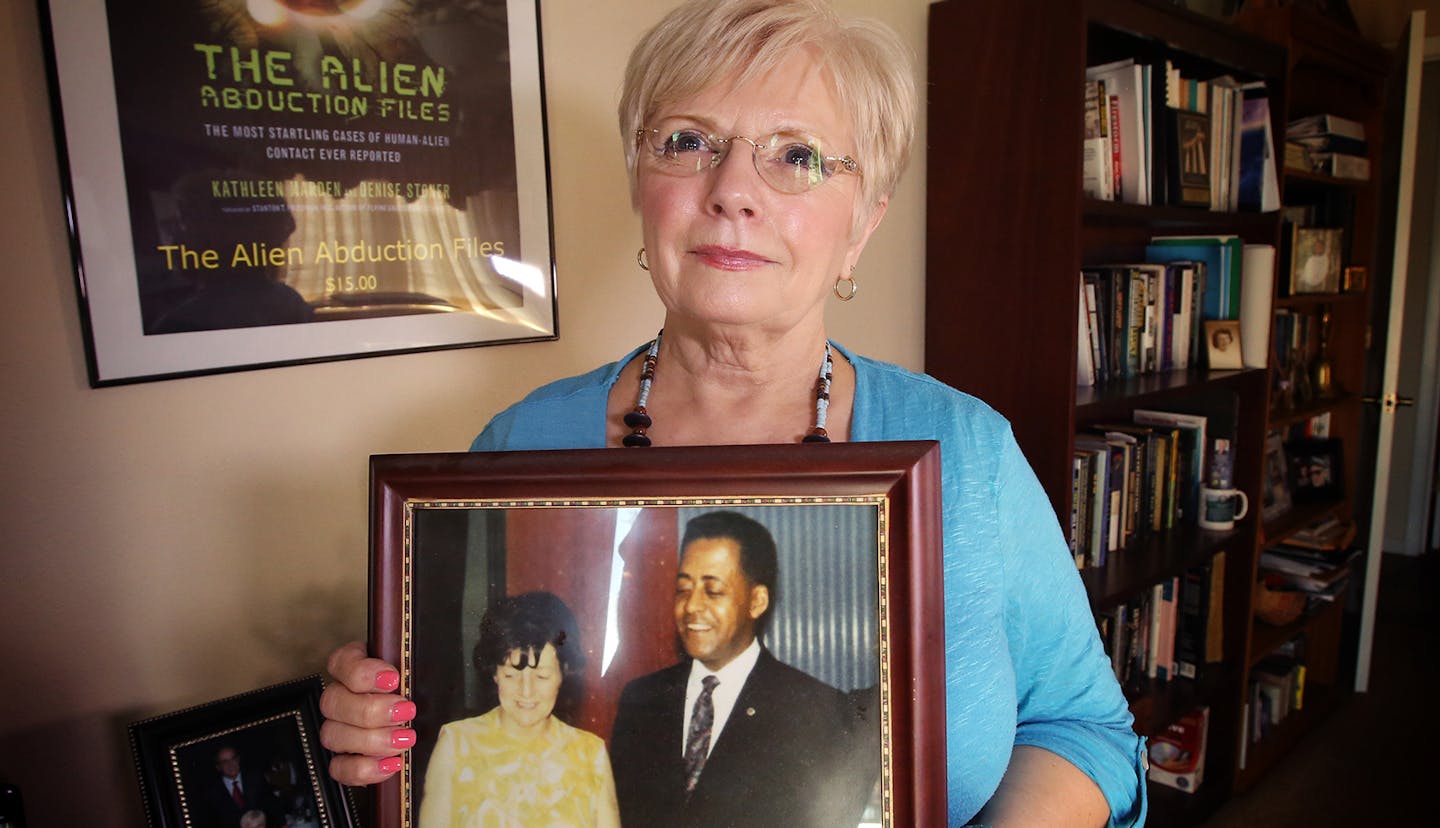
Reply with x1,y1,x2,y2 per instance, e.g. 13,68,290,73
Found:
622,331,834,446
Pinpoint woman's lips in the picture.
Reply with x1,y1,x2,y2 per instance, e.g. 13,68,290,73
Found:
691,246,771,271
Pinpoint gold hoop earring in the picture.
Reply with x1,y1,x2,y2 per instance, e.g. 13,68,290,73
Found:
834,272,858,301
637,247,650,272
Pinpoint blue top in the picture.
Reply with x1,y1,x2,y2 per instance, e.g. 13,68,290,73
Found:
472,343,1148,826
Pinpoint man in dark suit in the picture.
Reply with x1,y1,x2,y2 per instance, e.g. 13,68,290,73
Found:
196,745,284,828
609,511,876,828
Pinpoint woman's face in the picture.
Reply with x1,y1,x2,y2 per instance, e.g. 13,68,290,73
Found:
636,50,886,335
494,644,562,735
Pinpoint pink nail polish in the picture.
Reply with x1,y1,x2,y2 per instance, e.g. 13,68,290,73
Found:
378,756,403,775
391,729,417,749
390,700,417,722
375,670,400,691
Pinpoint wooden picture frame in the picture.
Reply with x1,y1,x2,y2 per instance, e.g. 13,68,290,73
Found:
37,0,556,386
1287,226,1343,295
1261,431,1292,521
1285,437,1344,504
1204,319,1244,370
368,442,946,828
128,675,356,828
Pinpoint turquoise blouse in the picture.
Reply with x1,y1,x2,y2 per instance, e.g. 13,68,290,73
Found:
471,343,1148,826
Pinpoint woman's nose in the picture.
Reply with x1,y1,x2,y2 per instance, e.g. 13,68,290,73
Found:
706,139,764,218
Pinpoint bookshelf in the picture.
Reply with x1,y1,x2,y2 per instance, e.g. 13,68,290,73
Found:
924,0,1385,822
1230,3,1390,794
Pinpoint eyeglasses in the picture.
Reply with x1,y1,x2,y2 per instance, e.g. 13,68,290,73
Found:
636,120,860,194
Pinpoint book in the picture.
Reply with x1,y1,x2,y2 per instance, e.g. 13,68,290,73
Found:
1077,278,1095,386
1238,85,1280,212
1167,107,1211,208
1082,79,1114,201
1311,152,1370,180
1289,132,1368,157
1147,235,1242,321
1175,551,1226,679
1288,113,1365,141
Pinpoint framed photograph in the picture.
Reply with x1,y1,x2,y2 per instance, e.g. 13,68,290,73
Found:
1342,265,1368,292
1261,431,1292,522
368,442,946,828
1288,226,1343,295
38,0,556,387
1285,437,1344,504
1204,319,1244,370
128,675,356,828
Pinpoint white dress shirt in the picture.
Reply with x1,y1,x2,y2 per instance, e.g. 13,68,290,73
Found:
681,637,761,758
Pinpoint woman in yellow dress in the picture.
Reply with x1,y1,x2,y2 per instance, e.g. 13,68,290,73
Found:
418,591,620,828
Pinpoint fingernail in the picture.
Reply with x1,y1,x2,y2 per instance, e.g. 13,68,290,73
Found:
389,700,417,722
390,729,417,749
375,670,400,691
378,756,403,775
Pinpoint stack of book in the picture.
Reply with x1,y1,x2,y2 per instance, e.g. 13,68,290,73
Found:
1081,59,1272,210
1240,635,1307,768
1075,263,1202,387
1069,409,1208,567
1287,113,1370,181
1093,553,1225,687
1259,517,1358,604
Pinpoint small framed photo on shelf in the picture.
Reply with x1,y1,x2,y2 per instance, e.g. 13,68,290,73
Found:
1288,226,1343,295
1286,438,1344,504
128,675,356,828
1204,320,1244,370
1342,265,1368,292
1261,431,1292,522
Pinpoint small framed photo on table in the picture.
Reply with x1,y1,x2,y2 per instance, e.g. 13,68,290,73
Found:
128,675,356,828
368,442,947,828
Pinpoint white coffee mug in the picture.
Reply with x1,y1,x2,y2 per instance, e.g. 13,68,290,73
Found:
1198,486,1249,530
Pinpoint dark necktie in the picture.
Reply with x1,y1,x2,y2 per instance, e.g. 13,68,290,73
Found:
683,675,720,794
231,779,244,808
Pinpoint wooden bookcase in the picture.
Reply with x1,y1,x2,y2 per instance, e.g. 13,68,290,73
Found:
925,0,1386,823
1229,3,1390,793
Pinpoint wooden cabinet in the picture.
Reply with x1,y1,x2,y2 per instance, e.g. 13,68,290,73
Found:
925,0,1386,822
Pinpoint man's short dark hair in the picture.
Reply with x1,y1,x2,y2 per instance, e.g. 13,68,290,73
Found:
681,511,779,614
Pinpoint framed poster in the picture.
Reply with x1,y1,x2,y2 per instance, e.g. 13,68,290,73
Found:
368,442,946,828
37,0,557,386
128,675,357,828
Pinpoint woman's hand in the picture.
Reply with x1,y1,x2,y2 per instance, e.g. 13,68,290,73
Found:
319,641,418,785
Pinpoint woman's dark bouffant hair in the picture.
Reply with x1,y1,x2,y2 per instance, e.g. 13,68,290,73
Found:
473,591,585,721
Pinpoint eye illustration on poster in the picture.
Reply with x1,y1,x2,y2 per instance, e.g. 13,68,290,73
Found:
38,0,556,385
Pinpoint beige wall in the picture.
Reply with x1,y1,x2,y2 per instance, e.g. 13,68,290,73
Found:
0,1,928,823
1350,0,1440,45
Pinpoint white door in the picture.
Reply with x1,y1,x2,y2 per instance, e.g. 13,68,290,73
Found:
1356,12,1426,693
1381,46,1440,558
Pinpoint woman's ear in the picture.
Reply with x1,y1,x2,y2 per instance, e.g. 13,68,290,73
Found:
847,195,890,267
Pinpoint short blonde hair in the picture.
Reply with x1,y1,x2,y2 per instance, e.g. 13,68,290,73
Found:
619,0,915,210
